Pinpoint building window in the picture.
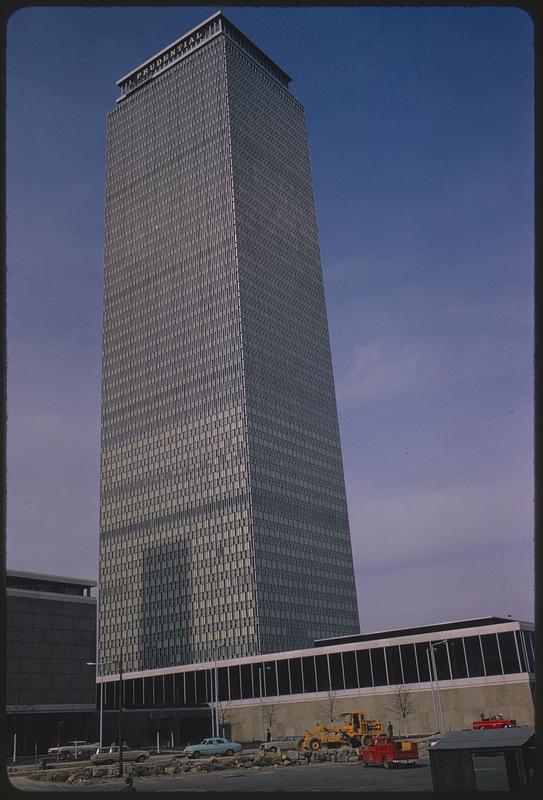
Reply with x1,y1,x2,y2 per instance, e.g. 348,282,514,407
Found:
448,638,468,679
276,659,290,695
415,642,430,682
342,650,358,689
315,654,330,692
229,665,241,699
498,631,520,675
185,671,196,704
400,644,418,684
464,636,485,677
385,646,403,686
515,630,528,672
370,648,387,686
356,649,372,687
329,652,344,691
195,669,208,703
263,662,277,697
174,673,184,706
302,656,316,693
431,642,451,681
218,667,229,701
144,676,154,706
481,633,502,676
289,658,303,694
154,675,165,706
522,630,535,672
124,679,134,708
134,677,144,707
240,663,253,699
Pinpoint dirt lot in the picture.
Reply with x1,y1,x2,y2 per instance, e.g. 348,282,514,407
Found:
7,756,433,793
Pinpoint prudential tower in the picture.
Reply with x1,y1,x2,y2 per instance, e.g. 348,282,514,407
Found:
99,12,359,674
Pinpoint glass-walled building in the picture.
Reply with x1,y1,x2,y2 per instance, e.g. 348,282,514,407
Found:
99,11,359,674
98,617,535,739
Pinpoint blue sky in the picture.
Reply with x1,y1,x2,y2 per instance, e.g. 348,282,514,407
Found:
6,6,534,632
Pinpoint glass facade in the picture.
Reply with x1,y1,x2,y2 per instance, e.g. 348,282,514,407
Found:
100,626,536,710
99,14,359,675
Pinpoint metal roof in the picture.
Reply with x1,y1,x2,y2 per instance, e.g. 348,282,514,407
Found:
7,569,97,588
430,727,535,751
314,616,522,647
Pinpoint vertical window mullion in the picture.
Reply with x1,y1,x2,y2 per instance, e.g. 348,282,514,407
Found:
354,648,360,688
496,634,505,675
479,636,487,676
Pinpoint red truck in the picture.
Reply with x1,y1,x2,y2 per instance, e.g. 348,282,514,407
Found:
473,715,517,730
358,735,419,768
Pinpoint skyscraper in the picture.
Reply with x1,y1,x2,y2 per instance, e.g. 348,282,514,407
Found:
99,12,359,674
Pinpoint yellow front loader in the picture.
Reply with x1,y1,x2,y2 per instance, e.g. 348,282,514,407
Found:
299,711,384,751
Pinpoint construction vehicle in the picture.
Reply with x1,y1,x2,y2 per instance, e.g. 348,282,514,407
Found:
299,712,384,751
358,734,419,768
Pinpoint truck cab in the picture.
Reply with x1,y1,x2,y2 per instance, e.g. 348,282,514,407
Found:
359,735,419,768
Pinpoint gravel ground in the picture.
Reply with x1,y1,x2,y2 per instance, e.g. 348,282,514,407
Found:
8,758,433,793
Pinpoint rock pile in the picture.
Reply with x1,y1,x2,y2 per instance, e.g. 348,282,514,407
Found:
28,747,360,784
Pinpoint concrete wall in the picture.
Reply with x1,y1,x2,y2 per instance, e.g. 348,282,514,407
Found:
222,680,535,741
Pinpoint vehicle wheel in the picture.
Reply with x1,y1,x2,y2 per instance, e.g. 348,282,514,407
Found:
308,738,321,751
270,746,277,753
137,755,145,763
226,749,234,756
382,757,390,769
192,751,201,759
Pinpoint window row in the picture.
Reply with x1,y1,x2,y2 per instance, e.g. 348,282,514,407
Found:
100,629,535,709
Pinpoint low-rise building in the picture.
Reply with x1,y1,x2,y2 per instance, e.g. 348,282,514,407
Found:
98,616,535,744
6,569,97,756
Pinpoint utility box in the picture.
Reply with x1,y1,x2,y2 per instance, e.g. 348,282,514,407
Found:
429,727,535,791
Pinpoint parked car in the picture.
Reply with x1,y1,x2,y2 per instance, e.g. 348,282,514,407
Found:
182,738,242,758
473,715,517,730
90,745,150,764
260,735,303,752
47,742,100,760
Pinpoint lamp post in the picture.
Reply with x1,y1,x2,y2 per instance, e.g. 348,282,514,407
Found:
214,658,219,738
87,656,124,777
258,665,272,741
211,646,225,738
426,650,439,732
86,662,104,748
56,721,64,765
117,655,124,778
428,640,448,733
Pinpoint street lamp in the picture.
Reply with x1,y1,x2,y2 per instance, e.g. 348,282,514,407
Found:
428,640,448,733
258,665,272,741
211,647,225,738
56,721,65,765
87,657,124,777
86,662,104,749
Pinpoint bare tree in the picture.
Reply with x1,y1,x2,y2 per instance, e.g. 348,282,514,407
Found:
323,690,338,723
217,700,235,738
262,704,278,739
386,686,415,736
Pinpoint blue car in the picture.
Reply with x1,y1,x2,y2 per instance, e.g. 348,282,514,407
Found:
183,737,242,758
